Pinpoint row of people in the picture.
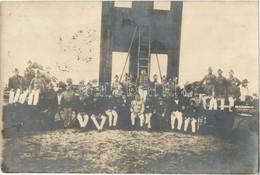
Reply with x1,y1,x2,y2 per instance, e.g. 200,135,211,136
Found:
57,83,204,133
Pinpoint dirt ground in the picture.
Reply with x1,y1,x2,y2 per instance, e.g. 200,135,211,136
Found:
2,122,258,173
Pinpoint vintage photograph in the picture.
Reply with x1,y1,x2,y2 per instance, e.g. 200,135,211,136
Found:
1,1,259,173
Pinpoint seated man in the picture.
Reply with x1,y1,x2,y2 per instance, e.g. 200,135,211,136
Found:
105,95,118,128
28,70,47,106
90,97,106,132
144,96,155,130
19,70,33,104
130,94,145,128
170,94,185,131
8,68,22,104
201,79,216,110
76,93,90,131
184,100,200,133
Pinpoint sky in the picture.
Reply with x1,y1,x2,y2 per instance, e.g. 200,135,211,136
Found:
1,1,258,94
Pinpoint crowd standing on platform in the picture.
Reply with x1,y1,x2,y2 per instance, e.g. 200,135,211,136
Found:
5,60,256,133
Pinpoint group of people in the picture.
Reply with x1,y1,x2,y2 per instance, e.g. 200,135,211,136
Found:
6,60,252,133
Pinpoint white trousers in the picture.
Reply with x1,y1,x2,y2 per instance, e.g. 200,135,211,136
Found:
9,89,21,104
91,115,106,130
171,111,183,130
184,117,197,133
131,112,144,127
19,89,29,104
77,113,89,128
209,98,225,110
28,89,40,106
105,110,118,127
145,113,153,128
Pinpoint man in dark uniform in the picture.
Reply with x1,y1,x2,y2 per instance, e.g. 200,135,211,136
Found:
117,95,131,129
105,95,118,128
227,70,241,111
8,68,22,104
215,69,227,110
90,97,107,132
144,96,155,130
199,67,217,86
121,73,129,95
44,83,58,130
154,95,167,132
183,100,200,133
150,74,160,96
26,60,35,81
41,67,58,86
170,94,186,131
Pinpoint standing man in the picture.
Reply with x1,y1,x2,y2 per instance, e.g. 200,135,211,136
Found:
20,70,34,104
28,70,47,106
154,95,167,132
227,70,241,111
60,85,76,128
130,94,145,128
199,67,217,86
8,68,22,104
26,60,35,81
214,69,227,110
44,83,58,130
136,70,150,102
41,66,58,86
151,74,160,96
121,73,129,95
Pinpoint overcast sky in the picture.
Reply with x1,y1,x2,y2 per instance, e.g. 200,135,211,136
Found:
1,2,258,94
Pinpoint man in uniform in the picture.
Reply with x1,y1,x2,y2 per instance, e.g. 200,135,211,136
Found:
121,73,129,95
183,100,200,133
90,97,107,132
105,95,118,128
151,74,160,96
44,83,58,130
41,66,58,86
144,96,155,130
8,68,22,104
214,69,227,110
154,95,167,132
60,85,76,128
130,94,145,128
136,70,150,102
199,67,217,86
170,94,185,131
240,79,249,101
227,70,241,111
20,69,34,104
28,70,47,106
26,60,35,81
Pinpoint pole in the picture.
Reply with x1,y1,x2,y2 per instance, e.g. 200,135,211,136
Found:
156,53,162,82
119,25,138,82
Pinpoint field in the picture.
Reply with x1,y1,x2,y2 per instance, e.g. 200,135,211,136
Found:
2,119,258,173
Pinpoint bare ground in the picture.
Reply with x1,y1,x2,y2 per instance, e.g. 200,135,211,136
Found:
2,124,258,173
